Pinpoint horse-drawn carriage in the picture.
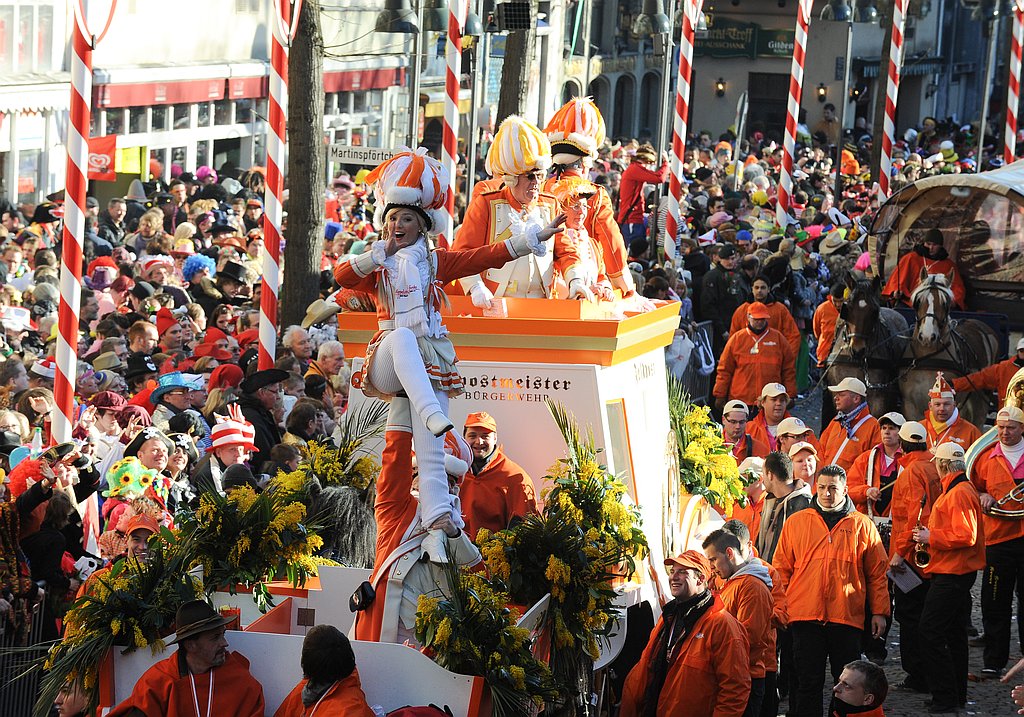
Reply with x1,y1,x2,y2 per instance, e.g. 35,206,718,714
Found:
825,163,1024,426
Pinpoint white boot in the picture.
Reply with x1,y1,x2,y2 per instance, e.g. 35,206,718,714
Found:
424,411,454,437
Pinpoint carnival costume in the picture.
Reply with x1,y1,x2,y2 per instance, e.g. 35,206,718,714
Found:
334,148,553,561
550,176,613,302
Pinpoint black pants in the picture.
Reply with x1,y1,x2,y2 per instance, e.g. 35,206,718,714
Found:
746,676,766,717
790,621,863,717
893,577,930,688
982,537,1024,670
759,671,778,717
920,572,976,709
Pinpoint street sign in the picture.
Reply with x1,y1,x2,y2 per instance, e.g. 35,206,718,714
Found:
326,145,396,165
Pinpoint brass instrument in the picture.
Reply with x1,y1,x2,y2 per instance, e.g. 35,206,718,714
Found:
913,495,931,569
986,482,1024,519
966,366,1024,517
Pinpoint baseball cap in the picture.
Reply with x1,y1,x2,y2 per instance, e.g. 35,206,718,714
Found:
760,383,788,399
931,442,965,462
997,406,1024,424
1017,337,1024,351
879,411,906,427
124,513,160,536
788,441,817,458
776,416,811,437
464,412,497,433
828,377,868,396
722,399,749,416
898,421,927,442
664,550,711,580
747,302,770,320
737,456,765,477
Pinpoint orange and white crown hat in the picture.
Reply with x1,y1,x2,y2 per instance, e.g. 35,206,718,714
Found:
485,115,551,182
929,371,955,399
550,175,598,208
364,146,450,238
544,96,606,165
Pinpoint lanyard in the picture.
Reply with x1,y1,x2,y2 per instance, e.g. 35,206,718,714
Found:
746,328,768,354
189,670,214,717
307,682,338,716
828,412,872,465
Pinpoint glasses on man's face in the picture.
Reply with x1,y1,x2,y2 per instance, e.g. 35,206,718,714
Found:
521,173,542,185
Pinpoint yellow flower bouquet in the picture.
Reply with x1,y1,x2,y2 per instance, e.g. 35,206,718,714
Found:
668,375,746,511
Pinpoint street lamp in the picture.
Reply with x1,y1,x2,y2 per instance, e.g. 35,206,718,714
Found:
819,0,852,20
970,0,1000,171
375,0,419,32
422,0,449,31
632,0,672,37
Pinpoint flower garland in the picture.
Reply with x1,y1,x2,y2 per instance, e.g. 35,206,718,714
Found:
668,375,745,511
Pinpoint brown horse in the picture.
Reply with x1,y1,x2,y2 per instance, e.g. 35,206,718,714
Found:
825,276,907,420
899,273,998,426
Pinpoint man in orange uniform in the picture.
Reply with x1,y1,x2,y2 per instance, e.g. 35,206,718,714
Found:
952,338,1024,405
107,600,265,717
460,411,538,541
714,303,797,409
886,421,940,694
704,529,775,717
747,384,793,454
274,625,374,717
619,550,751,717
846,412,905,516
723,400,770,462
971,406,1024,676
914,442,986,713
828,660,889,717
923,372,981,450
453,115,586,303
730,275,801,355
772,465,890,717
776,416,822,458
820,377,880,473
732,457,768,544
813,283,844,368
882,228,966,309
543,97,636,296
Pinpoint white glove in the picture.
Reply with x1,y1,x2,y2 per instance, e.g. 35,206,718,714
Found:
507,213,547,258
469,283,495,310
568,278,596,302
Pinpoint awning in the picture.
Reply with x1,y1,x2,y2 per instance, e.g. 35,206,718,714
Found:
323,56,407,93
0,73,71,113
853,55,945,79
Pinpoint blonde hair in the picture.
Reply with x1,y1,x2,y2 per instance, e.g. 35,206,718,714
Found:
138,209,164,233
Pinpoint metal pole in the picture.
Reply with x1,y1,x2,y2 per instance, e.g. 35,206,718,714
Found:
834,18,853,202
978,17,999,172
582,0,594,92
733,90,749,191
655,0,677,163
467,24,482,199
408,0,424,145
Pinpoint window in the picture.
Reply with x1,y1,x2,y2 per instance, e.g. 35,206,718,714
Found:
234,0,259,11
196,141,210,168
173,104,191,129
214,100,233,126
171,146,187,171
129,107,147,134
151,106,168,132
197,103,211,127
36,5,53,71
324,93,335,115
235,99,255,124
253,133,267,165
0,6,14,74
105,109,124,135
17,149,40,204
352,91,367,113
150,148,167,179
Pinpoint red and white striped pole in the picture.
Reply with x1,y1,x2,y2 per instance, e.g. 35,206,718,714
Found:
878,0,908,199
776,0,814,227
666,0,705,247
55,0,116,443
260,0,302,370
439,0,468,249
1006,0,1024,164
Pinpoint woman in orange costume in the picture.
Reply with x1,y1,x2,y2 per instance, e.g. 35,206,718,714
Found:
334,148,562,560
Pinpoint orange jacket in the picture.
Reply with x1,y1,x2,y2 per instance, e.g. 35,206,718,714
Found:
730,301,801,355
829,704,885,717
727,432,770,462
772,504,891,629
746,412,821,456
970,442,1024,546
471,176,504,200
620,597,751,717
763,558,789,630
719,571,775,678
544,172,630,281
713,328,796,405
732,492,767,546
846,445,903,516
882,251,966,309
461,448,538,542
819,404,880,473
924,411,981,451
952,358,1022,403
889,451,941,568
812,297,841,368
926,471,985,575
273,673,374,717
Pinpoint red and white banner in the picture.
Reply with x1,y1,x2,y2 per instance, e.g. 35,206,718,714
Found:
88,134,117,181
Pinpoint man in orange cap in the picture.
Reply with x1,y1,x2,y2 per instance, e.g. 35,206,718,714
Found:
923,372,980,450
747,383,793,454
459,412,537,541
721,400,769,463
77,512,161,598
729,275,801,355
819,377,880,473
620,550,750,717
714,302,796,409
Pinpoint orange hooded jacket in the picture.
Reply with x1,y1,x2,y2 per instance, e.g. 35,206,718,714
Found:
273,673,374,717
460,447,538,542
812,297,841,368
730,301,801,355
926,471,985,575
888,451,941,570
719,569,775,679
846,445,903,516
924,411,981,451
713,327,796,405
970,442,1024,547
819,404,880,473
771,503,891,629
619,596,751,717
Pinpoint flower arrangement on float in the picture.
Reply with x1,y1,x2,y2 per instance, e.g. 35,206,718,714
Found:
667,374,746,511
418,401,648,715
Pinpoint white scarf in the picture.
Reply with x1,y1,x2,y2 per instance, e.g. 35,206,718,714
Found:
382,238,442,338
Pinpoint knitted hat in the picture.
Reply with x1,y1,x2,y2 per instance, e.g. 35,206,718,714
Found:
364,147,450,238
155,308,177,337
929,372,955,400
485,115,552,179
210,404,258,452
544,96,606,164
